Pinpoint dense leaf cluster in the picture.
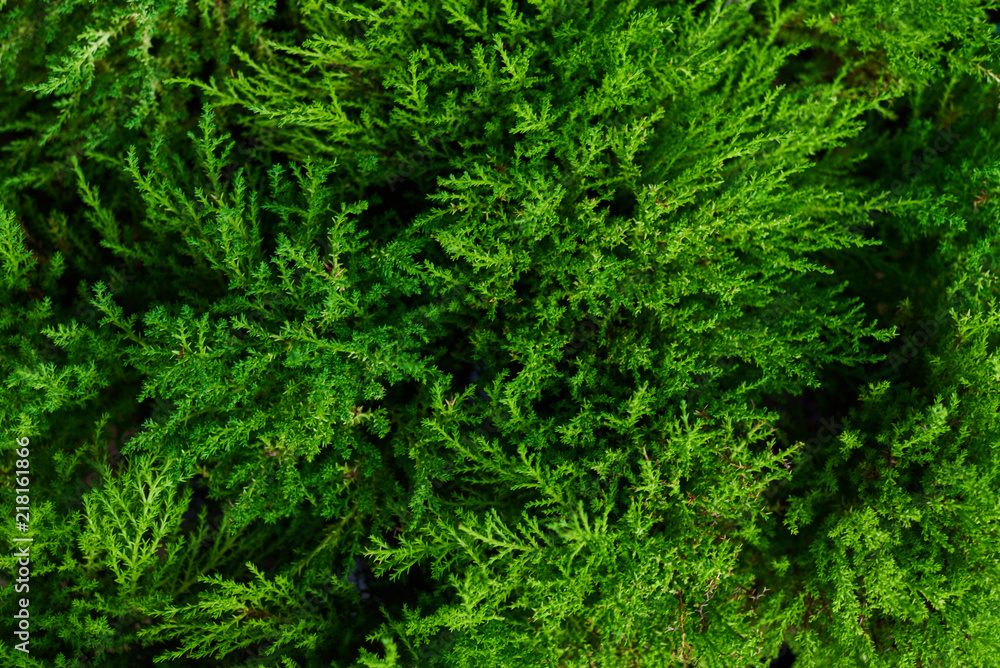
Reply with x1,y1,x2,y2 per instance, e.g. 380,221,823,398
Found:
2,1,999,666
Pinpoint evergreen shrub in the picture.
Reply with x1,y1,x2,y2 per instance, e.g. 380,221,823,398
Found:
1,0,999,666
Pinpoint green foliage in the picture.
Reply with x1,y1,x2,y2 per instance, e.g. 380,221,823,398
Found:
2,0,1000,666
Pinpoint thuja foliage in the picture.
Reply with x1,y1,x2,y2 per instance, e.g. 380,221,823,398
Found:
1,0,999,666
